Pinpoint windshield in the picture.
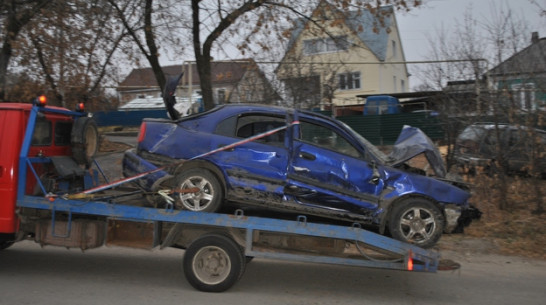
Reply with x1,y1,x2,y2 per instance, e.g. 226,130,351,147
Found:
458,126,487,141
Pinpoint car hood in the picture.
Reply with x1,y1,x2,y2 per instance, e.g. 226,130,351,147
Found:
388,125,447,178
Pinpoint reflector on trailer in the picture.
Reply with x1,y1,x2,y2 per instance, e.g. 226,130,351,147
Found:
407,256,414,271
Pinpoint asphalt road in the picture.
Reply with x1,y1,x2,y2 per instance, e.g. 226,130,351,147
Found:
1,240,545,305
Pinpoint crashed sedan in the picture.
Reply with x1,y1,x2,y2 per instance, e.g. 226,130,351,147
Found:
123,104,479,248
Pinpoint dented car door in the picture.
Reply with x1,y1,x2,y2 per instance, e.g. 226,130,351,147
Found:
285,116,383,218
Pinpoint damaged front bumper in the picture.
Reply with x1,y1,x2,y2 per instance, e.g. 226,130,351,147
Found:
444,204,482,233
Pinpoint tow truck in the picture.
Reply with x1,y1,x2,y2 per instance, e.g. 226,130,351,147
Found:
1,96,442,292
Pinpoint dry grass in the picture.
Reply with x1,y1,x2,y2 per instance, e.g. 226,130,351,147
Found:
462,174,546,259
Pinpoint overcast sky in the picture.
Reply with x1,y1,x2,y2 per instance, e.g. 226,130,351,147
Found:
396,0,546,89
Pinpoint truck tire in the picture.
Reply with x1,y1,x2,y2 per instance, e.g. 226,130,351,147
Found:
174,169,223,212
388,198,444,248
183,234,245,292
71,117,99,166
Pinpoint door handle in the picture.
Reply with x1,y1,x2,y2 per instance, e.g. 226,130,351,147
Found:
299,151,316,161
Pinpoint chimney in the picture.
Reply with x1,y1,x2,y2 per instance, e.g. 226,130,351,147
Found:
531,32,539,44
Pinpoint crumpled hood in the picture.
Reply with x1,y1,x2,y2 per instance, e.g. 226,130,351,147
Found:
388,125,447,178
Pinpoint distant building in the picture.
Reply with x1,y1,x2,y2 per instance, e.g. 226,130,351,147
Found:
275,0,408,109
488,32,546,112
117,59,279,109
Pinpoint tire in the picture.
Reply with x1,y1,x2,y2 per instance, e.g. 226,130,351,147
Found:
183,234,245,292
71,117,99,166
388,198,445,248
175,169,223,212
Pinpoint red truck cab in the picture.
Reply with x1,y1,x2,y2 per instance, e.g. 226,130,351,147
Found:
0,101,98,248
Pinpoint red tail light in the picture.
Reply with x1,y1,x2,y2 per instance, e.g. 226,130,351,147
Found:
137,122,147,143
407,256,414,271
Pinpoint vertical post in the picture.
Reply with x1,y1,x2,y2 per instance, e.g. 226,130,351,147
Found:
17,105,39,200
188,62,193,105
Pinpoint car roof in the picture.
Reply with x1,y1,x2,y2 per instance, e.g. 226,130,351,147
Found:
467,123,546,134
0,102,70,112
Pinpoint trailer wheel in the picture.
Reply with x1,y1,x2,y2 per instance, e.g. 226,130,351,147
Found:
175,169,223,212
183,234,245,292
71,117,99,166
388,198,444,248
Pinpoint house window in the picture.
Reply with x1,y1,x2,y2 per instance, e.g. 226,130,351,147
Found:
511,83,536,110
338,72,361,90
392,40,396,58
393,76,397,92
401,79,405,93
303,36,349,55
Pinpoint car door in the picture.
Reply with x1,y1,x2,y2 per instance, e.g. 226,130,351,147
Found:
210,112,290,204
286,116,383,216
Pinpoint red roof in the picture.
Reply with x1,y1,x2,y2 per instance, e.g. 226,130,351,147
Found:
118,59,258,92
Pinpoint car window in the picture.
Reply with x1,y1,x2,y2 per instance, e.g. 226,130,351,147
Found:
31,118,52,146
298,120,361,158
458,126,486,141
484,129,499,145
54,121,72,146
236,115,285,145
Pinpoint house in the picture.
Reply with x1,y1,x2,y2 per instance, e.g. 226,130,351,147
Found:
117,59,278,108
275,1,408,109
488,32,546,112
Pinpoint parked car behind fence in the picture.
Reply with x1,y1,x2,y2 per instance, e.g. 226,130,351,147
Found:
454,123,546,176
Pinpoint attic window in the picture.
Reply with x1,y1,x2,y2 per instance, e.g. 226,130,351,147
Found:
303,35,349,55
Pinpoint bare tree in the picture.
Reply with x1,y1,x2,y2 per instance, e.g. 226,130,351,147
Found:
189,0,422,111
0,0,50,101
9,0,129,108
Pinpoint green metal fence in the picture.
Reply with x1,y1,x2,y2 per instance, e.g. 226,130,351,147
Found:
336,113,444,145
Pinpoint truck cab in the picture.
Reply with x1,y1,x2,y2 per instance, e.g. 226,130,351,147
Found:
0,99,98,248
363,95,402,115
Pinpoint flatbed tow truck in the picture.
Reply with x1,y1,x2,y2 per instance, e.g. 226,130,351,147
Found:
1,98,442,292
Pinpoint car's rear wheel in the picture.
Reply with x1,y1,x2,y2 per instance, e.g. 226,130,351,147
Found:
388,198,444,248
175,169,223,212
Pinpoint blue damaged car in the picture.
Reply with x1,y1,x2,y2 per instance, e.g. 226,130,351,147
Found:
123,104,480,248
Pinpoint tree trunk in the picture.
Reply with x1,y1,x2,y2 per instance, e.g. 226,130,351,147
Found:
144,0,166,92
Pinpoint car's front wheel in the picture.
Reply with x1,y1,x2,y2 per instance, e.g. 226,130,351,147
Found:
388,198,444,248
174,168,223,212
